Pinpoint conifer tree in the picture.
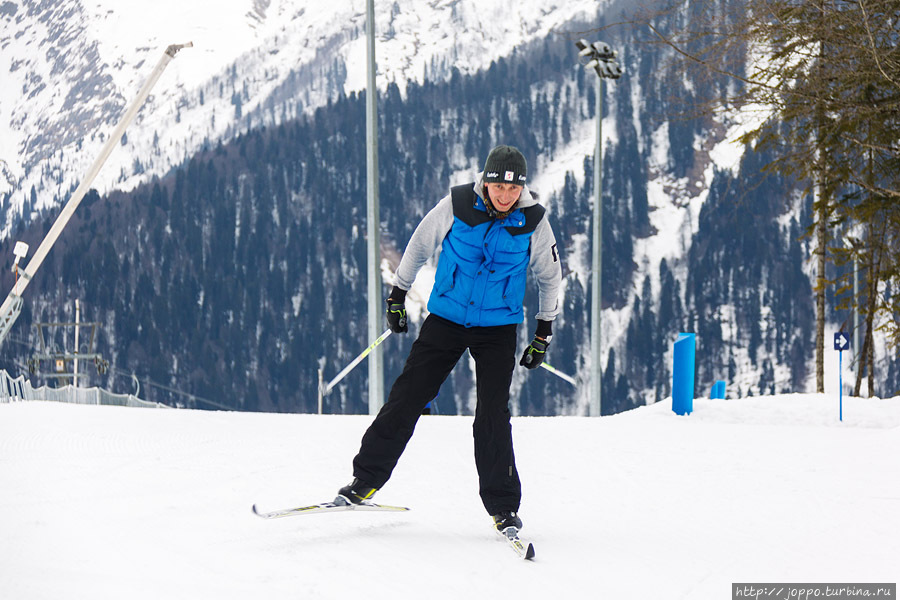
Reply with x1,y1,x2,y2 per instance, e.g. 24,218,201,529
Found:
632,0,900,389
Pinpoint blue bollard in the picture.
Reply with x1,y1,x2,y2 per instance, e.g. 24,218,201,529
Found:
672,333,696,415
710,380,726,399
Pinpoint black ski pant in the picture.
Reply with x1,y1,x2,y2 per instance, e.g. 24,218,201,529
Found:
352,314,521,515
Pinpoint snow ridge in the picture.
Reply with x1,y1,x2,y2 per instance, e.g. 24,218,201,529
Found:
1,0,605,237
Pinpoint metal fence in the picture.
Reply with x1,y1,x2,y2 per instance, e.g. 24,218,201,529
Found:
0,369,167,409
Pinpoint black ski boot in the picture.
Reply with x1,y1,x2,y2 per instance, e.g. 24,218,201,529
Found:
492,510,523,533
336,478,378,505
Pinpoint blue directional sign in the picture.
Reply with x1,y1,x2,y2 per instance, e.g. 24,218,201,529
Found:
834,331,850,422
834,332,850,351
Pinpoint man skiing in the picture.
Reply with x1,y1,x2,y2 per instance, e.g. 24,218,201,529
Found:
337,145,562,536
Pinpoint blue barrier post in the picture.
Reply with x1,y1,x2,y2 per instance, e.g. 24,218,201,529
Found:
710,380,726,399
672,333,696,415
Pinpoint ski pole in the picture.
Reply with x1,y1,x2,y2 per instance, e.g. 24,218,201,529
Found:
324,327,393,395
540,362,577,386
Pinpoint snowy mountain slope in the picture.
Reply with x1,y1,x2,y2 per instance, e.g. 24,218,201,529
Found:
0,0,605,236
1,395,898,599
4,0,896,414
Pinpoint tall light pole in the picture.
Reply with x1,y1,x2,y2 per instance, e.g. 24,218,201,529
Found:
575,39,623,417
366,0,384,415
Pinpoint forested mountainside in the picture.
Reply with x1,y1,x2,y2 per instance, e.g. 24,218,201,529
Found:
2,6,894,413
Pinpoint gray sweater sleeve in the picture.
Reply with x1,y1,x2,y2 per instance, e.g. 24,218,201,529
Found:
393,195,454,290
529,217,562,321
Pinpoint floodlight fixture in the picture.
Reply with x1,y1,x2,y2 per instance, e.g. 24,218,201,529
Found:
599,61,624,79
13,242,29,266
575,38,623,79
576,40,595,66
591,41,615,60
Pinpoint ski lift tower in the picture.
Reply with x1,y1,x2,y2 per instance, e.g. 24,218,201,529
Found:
28,309,109,387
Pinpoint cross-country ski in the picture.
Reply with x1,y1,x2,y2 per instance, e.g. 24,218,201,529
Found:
252,499,410,520
497,526,536,560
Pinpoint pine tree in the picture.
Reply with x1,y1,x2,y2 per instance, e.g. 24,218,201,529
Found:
634,0,900,390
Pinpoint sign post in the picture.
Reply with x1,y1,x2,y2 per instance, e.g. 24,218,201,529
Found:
834,332,850,421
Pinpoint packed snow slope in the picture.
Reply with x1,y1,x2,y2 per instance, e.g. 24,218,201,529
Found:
1,394,898,599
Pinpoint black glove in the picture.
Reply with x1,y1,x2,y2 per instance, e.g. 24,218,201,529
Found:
385,286,408,333
519,336,549,369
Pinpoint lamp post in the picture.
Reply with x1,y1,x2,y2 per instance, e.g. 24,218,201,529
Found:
366,0,384,415
575,39,623,417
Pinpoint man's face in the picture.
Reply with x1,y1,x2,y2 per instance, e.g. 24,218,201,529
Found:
486,183,523,212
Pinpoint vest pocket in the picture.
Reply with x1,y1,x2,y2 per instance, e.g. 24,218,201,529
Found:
503,271,527,311
434,261,458,296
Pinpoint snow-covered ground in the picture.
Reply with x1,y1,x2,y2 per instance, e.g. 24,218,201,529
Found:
1,394,898,599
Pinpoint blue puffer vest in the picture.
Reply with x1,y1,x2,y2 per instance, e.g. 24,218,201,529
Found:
428,183,546,327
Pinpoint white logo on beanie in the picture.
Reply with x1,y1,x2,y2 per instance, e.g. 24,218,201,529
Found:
504,171,514,181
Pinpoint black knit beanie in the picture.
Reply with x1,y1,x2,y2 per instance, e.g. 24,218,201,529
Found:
483,145,527,186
